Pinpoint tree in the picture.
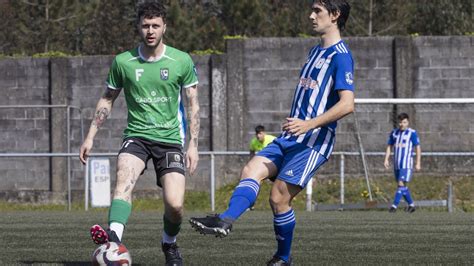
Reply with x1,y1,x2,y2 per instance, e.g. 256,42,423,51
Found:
267,0,313,37
346,0,416,36
9,0,87,54
0,0,16,53
408,0,473,35
218,0,270,37
0,0,472,56
81,0,137,55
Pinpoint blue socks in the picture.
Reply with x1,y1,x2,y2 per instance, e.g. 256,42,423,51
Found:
220,178,295,263
392,186,404,207
273,209,296,262
393,186,414,207
402,187,414,205
219,178,260,221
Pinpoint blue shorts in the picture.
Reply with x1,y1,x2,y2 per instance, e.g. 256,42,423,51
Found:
256,137,328,188
394,169,413,183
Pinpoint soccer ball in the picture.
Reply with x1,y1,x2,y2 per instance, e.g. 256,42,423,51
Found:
92,242,132,266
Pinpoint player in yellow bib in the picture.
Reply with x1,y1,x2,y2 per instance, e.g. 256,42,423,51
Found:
249,125,276,157
79,2,199,265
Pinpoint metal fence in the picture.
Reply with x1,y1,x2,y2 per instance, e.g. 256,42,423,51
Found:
0,104,84,210
0,151,472,212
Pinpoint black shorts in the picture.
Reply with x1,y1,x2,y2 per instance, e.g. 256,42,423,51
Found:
119,137,185,187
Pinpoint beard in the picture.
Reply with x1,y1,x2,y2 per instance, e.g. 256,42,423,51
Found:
142,36,162,49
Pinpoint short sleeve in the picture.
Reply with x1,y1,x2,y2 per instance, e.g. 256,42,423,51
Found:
181,54,199,88
106,57,123,90
387,130,395,145
411,131,420,146
249,138,256,151
333,53,354,91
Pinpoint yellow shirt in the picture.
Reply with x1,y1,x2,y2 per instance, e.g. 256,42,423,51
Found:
249,135,276,152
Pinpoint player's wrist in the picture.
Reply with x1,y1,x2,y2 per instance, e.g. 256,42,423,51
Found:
187,144,198,151
310,118,319,129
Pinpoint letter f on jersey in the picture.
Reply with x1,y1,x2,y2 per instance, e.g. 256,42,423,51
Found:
136,69,144,81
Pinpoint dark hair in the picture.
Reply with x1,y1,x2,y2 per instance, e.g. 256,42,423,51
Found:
137,1,167,24
255,125,265,134
397,113,409,121
314,0,351,30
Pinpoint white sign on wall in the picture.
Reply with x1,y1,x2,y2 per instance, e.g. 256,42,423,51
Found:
90,158,111,207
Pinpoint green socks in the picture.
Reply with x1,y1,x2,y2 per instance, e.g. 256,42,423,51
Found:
163,215,181,237
108,199,132,225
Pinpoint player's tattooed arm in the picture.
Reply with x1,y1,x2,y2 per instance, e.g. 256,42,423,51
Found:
80,87,121,164
91,88,121,129
185,85,200,174
186,85,200,147
92,108,109,129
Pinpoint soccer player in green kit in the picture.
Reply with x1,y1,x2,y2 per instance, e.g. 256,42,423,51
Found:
79,2,199,265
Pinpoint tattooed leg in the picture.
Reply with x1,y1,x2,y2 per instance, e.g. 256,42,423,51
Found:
114,153,145,203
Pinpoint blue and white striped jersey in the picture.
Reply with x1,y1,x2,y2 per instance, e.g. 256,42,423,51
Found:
281,40,354,158
387,128,420,169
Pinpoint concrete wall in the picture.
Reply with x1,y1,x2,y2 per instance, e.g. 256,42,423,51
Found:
0,36,473,202
0,59,50,193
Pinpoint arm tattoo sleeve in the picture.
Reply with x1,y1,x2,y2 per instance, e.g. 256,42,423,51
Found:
191,110,200,147
92,107,109,129
103,89,117,100
187,87,200,147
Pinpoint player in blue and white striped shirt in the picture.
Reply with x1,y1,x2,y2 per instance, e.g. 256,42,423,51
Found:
190,1,354,264
384,113,421,213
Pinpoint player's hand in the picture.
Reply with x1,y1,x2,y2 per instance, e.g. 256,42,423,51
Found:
79,138,93,164
415,163,421,171
186,146,199,175
282,117,314,136
384,160,390,169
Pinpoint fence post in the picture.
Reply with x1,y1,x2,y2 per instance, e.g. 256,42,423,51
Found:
85,158,89,211
210,153,215,212
340,154,345,207
447,179,453,213
67,106,72,211
306,178,313,211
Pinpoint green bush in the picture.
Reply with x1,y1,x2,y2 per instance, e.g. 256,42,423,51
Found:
0,175,471,212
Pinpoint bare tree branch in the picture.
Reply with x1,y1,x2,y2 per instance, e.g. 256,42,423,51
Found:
51,15,78,23
21,0,42,7
350,15,369,35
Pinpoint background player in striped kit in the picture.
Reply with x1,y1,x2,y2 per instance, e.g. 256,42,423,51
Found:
190,1,354,265
384,113,421,213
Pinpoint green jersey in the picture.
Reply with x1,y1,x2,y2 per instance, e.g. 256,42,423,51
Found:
106,45,198,145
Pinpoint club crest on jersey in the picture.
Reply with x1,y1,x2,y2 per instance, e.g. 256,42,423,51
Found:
160,68,169,80
345,72,353,85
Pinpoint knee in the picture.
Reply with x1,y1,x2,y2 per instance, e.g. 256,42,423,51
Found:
240,165,265,183
166,202,184,218
269,194,288,213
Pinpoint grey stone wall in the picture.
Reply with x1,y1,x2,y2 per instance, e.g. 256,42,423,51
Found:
0,36,473,202
0,58,50,191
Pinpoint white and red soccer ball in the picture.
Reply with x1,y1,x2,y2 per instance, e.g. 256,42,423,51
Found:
92,242,132,266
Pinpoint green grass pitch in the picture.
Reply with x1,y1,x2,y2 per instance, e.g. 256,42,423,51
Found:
1,210,472,265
